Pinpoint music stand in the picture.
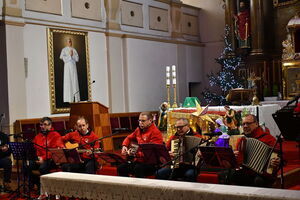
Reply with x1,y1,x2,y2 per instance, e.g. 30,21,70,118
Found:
49,148,82,164
139,144,171,166
9,142,37,199
199,146,237,169
97,152,127,166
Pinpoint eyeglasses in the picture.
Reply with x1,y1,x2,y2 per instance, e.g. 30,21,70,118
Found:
138,119,149,123
40,123,50,126
175,124,188,129
242,121,255,126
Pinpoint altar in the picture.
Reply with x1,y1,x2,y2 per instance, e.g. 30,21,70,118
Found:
40,172,300,200
208,104,281,136
169,104,281,137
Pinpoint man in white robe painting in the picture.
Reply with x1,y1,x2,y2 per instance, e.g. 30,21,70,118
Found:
60,37,80,102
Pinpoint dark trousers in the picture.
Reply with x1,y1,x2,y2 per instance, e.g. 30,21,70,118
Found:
156,165,198,182
0,157,12,183
26,160,56,187
218,168,274,188
117,162,156,178
61,159,98,174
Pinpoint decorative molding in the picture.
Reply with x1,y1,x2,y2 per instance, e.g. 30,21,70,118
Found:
25,0,62,15
3,7,22,17
149,6,169,32
71,0,102,21
3,20,25,27
121,1,143,28
105,32,204,46
273,0,298,7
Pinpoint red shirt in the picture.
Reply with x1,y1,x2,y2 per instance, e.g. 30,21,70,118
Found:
122,123,163,146
122,123,163,162
33,129,64,160
62,130,100,159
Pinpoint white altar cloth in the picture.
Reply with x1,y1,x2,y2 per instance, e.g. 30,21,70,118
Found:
41,172,300,200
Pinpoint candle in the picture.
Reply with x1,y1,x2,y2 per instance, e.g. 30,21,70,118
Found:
166,79,170,85
166,66,170,72
172,65,176,71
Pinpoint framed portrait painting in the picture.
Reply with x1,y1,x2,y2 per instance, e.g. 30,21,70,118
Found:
47,28,91,114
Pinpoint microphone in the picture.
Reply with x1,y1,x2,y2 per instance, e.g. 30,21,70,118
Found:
72,80,96,102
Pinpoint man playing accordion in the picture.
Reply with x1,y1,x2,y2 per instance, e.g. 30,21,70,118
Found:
220,114,280,187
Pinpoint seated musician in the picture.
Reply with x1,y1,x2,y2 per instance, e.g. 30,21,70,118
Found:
220,114,280,187
28,117,64,188
156,118,201,182
0,131,12,191
61,116,100,174
117,112,164,178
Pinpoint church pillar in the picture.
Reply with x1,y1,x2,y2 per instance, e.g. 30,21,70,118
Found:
104,0,121,30
250,0,274,55
0,0,26,133
225,0,237,49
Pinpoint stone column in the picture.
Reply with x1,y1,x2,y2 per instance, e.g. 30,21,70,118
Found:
250,0,264,55
104,0,121,30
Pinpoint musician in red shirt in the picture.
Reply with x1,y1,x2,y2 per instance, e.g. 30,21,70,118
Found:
28,117,64,189
220,114,280,187
117,112,164,178
156,118,202,182
61,116,100,174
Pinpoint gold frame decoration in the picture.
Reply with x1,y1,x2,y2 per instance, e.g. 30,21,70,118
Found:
273,0,298,7
282,61,300,99
47,28,91,114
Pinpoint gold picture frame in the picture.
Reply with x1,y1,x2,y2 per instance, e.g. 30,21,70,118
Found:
47,28,91,114
282,61,300,99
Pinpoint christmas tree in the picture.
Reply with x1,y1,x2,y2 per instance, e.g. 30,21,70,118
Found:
202,25,243,105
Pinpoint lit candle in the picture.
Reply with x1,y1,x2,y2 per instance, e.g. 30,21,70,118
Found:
166,66,170,72
166,79,170,85
172,78,176,85
172,65,176,71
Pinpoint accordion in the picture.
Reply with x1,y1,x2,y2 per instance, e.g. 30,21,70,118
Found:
241,137,278,176
171,136,202,168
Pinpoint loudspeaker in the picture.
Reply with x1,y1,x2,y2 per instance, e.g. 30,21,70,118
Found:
273,109,300,141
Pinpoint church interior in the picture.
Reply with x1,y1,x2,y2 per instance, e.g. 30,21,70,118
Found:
0,0,300,199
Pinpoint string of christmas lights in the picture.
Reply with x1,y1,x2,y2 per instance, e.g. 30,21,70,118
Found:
202,25,243,105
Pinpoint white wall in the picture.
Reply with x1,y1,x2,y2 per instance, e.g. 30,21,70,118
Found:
126,38,178,111
88,32,109,107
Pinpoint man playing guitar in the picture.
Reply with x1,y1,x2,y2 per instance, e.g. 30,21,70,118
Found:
61,116,101,174
117,112,164,178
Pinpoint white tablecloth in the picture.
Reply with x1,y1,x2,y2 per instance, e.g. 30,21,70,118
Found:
208,104,281,136
41,172,300,200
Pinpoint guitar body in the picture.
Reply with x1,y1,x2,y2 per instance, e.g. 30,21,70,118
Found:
65,141,79,149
